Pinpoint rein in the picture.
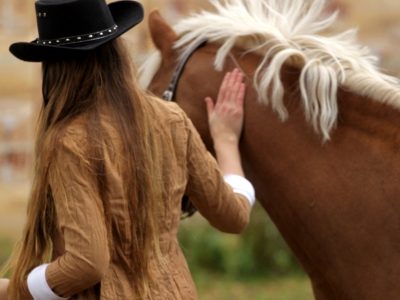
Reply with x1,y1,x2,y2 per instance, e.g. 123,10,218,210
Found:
162,38,208,101
161,38,207,218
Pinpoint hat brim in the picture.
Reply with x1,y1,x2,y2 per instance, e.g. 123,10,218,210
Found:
9,1,144,62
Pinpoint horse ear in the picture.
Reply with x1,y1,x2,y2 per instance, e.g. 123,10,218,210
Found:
148,10,178,56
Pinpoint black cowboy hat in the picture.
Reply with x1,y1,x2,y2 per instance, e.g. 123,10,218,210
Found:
9,0,144,62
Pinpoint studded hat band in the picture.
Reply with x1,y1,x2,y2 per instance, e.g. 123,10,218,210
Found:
36,24,119,46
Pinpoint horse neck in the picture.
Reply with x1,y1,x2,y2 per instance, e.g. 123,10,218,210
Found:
337,88,400,144
156,42,400,182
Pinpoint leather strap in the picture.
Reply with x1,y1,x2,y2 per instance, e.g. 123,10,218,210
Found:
162,39,208,101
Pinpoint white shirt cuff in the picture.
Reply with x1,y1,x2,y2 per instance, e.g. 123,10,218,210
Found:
224,174,256,206
27,264,69,300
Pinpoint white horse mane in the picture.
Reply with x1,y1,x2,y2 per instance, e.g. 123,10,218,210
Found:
140,0,400,140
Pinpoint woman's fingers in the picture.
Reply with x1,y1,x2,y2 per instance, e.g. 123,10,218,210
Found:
217,69,240,106
224,69,244,109
228,71,244,104
217,71,231,105
209,68,245,116
238,83,246,107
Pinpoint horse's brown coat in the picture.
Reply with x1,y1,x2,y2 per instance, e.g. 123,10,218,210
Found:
147,11,400,300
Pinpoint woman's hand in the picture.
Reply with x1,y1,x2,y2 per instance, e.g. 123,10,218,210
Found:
0,278,9,300
205,68,246,148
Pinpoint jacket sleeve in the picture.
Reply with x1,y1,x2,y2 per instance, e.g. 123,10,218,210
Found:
45,132,110,298
183,113,252,234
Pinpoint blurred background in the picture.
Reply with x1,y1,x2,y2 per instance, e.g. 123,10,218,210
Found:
1,0,400,299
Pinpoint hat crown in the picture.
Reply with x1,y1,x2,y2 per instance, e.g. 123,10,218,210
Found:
35,0,116,41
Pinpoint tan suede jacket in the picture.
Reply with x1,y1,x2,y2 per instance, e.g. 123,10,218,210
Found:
31,97,250,299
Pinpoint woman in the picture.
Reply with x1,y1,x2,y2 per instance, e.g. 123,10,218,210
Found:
0,0,255,299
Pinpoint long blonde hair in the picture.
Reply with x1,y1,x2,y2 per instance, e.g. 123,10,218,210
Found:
4,39,164,299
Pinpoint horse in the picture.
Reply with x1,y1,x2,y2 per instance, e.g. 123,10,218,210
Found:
140,0,400,299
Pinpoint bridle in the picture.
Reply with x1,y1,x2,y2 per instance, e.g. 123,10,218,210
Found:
162,38,208,102
161,38,207,218
162,38,246,102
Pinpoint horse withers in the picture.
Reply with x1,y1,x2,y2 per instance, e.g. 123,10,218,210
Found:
141,0,400,299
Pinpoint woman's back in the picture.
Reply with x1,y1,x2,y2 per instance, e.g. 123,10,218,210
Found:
46,96,250,300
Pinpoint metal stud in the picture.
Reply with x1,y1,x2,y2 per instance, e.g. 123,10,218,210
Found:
89,35,93,38
77,37,81,40
100,32,104,36
43,12,47,17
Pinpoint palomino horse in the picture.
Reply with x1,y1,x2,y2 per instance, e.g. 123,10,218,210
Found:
141,0,400,299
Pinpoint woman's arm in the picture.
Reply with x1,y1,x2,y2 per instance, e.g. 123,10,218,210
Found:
205,68,246,176
25,129,110,300
205,68,255,209
184,68,255,233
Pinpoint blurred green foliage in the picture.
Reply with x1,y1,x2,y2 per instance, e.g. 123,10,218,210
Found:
0,237,13,277
0,238,13,266
178,203,304,279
